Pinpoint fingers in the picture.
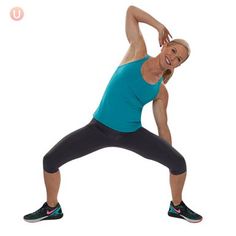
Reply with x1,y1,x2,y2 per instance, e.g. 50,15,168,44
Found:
159,27,173,47
159,37,162,47
160,36,170,47
166,28,173,38
163,31,172,44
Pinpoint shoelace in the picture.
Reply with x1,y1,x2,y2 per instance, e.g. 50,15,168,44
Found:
180,203,196,215
32,204,48,215
32,208,44,215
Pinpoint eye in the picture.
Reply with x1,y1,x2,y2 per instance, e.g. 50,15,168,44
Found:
172,48,176,54
178,57,181,62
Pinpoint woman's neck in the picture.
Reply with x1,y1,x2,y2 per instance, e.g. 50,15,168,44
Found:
144,55,166,79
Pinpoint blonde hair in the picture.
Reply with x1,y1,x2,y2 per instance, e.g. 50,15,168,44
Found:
162,38,191,82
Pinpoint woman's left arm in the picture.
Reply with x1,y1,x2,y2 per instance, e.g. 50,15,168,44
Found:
152,85,172,145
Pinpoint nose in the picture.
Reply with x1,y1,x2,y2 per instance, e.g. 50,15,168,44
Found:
169,53,176,60
168,55,179,65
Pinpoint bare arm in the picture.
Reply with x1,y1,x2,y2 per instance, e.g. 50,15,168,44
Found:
126,6,163,43
126,6,172,47
120,6,172,65
152,85,172,145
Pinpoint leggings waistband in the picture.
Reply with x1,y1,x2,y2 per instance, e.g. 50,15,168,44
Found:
89,118,142,136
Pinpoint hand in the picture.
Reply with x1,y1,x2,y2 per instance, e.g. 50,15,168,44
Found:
158,24,172,47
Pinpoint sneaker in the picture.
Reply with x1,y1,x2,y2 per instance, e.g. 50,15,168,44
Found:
168,201,202,223
24,202,63,223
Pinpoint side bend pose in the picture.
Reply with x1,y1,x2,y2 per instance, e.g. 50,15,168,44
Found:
24,6,202,223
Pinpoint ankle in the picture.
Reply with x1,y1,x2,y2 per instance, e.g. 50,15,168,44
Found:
172,200,182,206
47,201,58,208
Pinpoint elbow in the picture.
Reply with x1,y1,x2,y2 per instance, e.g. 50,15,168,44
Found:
127,5,136,14
127,5,135,10
126,6,134,19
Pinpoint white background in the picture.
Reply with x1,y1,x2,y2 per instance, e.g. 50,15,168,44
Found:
0,0,235,235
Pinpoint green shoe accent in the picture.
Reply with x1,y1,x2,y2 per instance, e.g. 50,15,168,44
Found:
167,201,203,223
24,202,63,223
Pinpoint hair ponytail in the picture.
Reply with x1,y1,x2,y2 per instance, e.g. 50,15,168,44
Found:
162,68,174,81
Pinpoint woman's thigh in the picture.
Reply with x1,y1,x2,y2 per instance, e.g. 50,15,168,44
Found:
43,119,113,173
117,127,187,175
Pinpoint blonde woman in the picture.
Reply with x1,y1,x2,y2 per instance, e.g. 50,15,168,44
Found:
24,6,202,223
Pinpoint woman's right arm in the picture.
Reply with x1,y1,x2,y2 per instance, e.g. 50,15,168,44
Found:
126,6,172,48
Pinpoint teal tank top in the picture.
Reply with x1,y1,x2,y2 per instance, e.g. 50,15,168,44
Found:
93,54,163,132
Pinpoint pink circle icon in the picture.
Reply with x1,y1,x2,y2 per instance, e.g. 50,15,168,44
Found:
10,7,24,21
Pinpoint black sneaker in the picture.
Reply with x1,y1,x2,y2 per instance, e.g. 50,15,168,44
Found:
24,202,63,223
168,201,202,223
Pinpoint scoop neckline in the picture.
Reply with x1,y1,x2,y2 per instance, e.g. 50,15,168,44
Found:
140,73,163,86
118,54,163,86
139,55,163,86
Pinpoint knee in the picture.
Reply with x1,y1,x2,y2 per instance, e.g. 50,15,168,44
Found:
43,153,59,173
170,155,187,175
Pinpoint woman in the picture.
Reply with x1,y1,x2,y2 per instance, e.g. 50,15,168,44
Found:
24,5,202,223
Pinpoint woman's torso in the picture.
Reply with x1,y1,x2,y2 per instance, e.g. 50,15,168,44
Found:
93,54,163,132
119,50,164,89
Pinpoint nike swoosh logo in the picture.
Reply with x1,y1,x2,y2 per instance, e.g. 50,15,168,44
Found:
47,208,58,215
173,207,181,214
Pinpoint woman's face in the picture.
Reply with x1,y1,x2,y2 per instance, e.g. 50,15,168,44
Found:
160,43,188,70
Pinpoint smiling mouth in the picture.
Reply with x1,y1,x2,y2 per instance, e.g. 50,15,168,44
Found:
165,56,171,65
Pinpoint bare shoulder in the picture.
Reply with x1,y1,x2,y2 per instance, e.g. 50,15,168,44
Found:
119,36,147,66
154,83,169,107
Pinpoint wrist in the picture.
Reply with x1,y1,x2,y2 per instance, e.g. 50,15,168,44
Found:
156,23,164,32
158,126,172,145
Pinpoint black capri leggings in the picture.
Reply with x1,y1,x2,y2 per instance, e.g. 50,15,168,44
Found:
43,118,186,175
